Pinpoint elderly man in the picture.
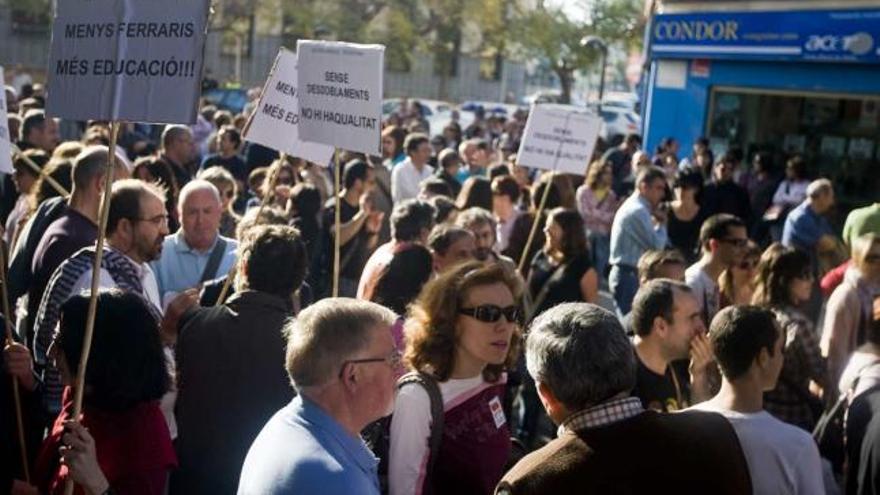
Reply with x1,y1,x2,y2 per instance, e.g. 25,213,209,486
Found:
173,225,308,494
496,303,751,494
151,179,237,306
237,298,398,494
160,124,197,187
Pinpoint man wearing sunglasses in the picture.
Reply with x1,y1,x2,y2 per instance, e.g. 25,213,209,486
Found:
685,213,747,326
238,298,398,495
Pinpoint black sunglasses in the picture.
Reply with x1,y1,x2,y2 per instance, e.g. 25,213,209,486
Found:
459,305,521,323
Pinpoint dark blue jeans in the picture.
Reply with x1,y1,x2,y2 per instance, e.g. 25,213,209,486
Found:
610,264,639,315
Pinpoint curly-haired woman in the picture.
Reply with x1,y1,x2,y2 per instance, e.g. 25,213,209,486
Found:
389,262,521,495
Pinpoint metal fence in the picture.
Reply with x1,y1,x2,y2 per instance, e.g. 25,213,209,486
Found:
0,6,529,105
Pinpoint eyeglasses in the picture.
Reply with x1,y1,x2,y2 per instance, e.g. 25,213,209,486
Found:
738,259,758,270
135,214,169,227
221,189,235,199
865,254,880,264
459,305,521,324
796,270,814,280
276,176,294,186
337,350,402,379
719,238,748,248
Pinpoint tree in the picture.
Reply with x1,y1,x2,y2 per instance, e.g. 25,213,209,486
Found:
510,0,643,103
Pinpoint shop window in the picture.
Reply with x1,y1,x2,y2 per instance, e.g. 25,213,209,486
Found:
707,87,880,212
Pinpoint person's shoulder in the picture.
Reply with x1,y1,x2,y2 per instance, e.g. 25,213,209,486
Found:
496,430,592,494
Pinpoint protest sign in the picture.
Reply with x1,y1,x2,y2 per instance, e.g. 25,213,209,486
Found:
296,40,384,155
516,104,601,175
0,66,12,174
46,0,210,124
243,48,335,165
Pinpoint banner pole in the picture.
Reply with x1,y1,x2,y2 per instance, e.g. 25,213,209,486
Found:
214,152,285,306
332,149,341,298
0,242,29,483
63,121,120,495
517,172,556,274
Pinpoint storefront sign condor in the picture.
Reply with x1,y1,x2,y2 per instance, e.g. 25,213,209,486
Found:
651,9,880,64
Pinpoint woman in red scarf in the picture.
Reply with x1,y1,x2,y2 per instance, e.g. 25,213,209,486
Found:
35,290,177,495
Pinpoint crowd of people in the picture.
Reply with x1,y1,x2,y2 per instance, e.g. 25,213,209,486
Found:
2,83,880,495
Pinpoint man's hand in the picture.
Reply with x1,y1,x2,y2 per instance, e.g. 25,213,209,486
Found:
652,204,669,224
365,211,385,235
160,288,200,345
689,332,716,403
2,343,36,391
59,420,110,495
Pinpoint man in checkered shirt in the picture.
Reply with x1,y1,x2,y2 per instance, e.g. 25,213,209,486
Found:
495,302,752,494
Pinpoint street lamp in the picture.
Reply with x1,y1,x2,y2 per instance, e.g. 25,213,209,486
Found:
580,35,608,112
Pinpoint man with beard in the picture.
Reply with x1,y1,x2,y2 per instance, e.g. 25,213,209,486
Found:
455,207,519,278
33,180,195,422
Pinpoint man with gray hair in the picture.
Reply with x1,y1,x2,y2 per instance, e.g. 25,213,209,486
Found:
238,298,398,494
782,178,836,254
150,178,237,305
496,302,751,494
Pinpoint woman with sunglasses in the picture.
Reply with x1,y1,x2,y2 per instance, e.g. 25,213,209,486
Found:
719,239,761,307
389,262,521,495
526,207,598,321
752,243,827,431
260,157,299,212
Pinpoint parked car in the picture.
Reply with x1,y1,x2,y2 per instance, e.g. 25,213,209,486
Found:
202,87,248,115
383,98,460,136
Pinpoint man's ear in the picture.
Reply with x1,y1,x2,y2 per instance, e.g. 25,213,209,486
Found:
756,347,770,370
537,381,567,425
652,315,668,337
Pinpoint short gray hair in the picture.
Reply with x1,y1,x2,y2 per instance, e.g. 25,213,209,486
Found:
525,303,636,411
285,298,397,390
807,178,832,199
178,178,221,210
455,206,496,232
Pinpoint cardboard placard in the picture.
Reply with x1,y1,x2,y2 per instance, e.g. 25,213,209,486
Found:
46,0,210,124
296,40,384,155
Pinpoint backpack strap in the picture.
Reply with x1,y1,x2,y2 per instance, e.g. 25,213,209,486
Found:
200,237,228,284
398,371,444,486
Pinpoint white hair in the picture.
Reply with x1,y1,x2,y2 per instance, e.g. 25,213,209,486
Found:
807,178,832,199
178,179,221,210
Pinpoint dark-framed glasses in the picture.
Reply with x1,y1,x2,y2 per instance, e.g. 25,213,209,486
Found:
459,305,521,324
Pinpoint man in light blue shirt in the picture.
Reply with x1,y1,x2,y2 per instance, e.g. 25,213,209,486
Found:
609,166,669,314
238,298,399,495
150,179,237,306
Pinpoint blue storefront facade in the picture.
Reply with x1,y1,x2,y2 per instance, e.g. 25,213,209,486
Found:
643,6,880,208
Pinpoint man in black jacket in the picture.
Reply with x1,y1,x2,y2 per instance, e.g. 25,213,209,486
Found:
171,224,308,494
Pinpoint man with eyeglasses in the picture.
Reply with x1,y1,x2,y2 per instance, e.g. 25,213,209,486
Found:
33,179,175,418
150,178,238,307
172,225,308,494
685,213,748,325
238,298,398,495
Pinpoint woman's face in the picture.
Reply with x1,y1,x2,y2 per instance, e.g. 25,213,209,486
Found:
733,256,758,279
788,271,813,305
382,136,396,158
600,165,613,187
543,219,564,253
216,183,234,211
455,282,517,374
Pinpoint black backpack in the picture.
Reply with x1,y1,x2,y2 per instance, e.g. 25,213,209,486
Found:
364,372,445,495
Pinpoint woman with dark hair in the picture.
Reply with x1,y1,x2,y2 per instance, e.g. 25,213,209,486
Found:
668,167,705,264
455,176,493,211
751,243,826,431
576,160,619,280
370,244,434,372
389,262,521,495
134,156,181,232
526,207,598,319
382,125,408,168
35,290,176,495
503,178,562,276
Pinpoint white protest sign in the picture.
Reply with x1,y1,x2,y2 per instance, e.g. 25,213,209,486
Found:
516,104,601,175
0,66,12,174
296,40,384,155
46,0,210,124
243,48,335,165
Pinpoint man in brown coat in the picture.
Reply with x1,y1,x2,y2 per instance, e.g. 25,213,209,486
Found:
496,303,752,494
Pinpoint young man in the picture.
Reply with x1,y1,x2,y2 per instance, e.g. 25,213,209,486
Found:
691,305,824,495
201,125,247,185
685,213,748,325
391,133,434,204
630,279,714,411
